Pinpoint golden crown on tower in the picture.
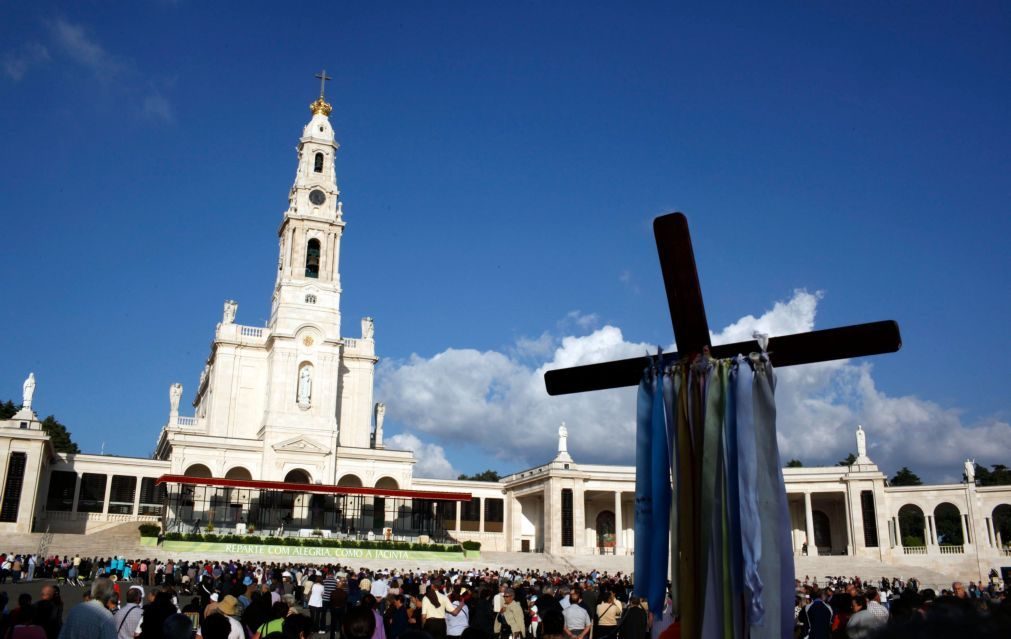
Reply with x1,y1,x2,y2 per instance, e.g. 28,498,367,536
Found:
310,97,332,116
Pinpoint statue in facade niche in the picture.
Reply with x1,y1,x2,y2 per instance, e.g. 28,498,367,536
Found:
169,383,183,415
22,372,36,411
223,300,238,325
297,366,312,407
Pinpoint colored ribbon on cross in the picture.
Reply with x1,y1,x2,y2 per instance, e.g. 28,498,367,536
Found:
635,350,794,639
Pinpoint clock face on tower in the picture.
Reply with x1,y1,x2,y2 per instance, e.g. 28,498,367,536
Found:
309,189,326,206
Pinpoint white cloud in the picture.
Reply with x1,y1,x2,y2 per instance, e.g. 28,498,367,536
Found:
142,93,174,123
2,42,49,81
376,291,1011,482
50,18,121,79
385,433,458,479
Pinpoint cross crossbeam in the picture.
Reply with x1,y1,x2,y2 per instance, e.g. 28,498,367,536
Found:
544,212,901,395
315,69,333,99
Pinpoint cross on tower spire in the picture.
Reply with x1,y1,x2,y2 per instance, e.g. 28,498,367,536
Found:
315,69,332,99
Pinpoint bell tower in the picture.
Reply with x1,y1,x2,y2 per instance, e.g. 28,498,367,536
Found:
270,72,345,339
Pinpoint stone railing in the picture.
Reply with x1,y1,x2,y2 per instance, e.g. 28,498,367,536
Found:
902,546,927,555
939,545,964,554
240,326,264,337
344,338,358,349
177,416,197,426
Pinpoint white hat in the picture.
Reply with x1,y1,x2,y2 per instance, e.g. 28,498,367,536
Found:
210,593,220,602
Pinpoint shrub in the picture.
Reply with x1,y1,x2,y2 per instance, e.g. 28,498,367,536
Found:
138,524,161,537
164,532,183,541
461,541,481,551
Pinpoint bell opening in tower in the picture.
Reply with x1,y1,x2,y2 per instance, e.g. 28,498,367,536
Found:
305,239,321,278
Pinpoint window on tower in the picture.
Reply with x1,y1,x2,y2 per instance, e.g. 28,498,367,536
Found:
314,153,324,173
305,239,321,278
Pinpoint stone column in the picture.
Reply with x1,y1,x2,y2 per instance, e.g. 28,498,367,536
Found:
985,518,994,547
843,490,857,555
70,473,81,513
573,483,586,554
960,512,969,547
614,491,624,555
101,475,113,516
479,497,485,533
804,492,818,556
895,517,903,548
926,515,937,553
133,478,142,517
455,501,461,532
543,484,557,554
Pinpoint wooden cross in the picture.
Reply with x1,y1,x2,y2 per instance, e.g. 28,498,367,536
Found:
315,69,333,99
545,211,901,394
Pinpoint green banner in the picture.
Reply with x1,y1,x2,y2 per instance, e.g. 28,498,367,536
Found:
141,537,477,561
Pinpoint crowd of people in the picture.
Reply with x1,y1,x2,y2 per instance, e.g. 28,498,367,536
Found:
794,573,1010,638
0,555,648,639
0,553,1008,638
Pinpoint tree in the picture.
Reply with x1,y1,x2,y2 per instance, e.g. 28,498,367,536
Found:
785,459,804,468
975,463,1011,487
0,400,18,420
40,415,80,454
457,470,501,482
837,453,857,467
890,467,923,486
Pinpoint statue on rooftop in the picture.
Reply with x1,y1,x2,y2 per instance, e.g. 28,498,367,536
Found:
223,300,238,325
362,317,374,340
22,372,36,411
169,383,183,416
965,458,976,483
856,424,867,458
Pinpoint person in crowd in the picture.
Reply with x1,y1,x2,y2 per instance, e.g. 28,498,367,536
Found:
561,590,590,639
252,601,288,639
113,587,144,639
384,595,408,639
59,577,118,639
493,589,524,639
445,588,469,639
198,614,231,639
343,606,376,639
162,613,194,639
421,581,450,639
593,591,621,639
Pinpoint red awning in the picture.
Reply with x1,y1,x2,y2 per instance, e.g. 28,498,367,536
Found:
155,474,472,502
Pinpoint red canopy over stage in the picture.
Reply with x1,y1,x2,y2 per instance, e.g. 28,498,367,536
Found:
155,474,472,502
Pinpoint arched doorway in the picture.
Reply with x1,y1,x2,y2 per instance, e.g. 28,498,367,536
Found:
596,510,616,549
933,502,963,545
898,504,926,546
338,474,363,487
992,504,1011,548
813,510,832,549
183,464,212,478
281,469,312,528
223,467,252,525
225,467,252,480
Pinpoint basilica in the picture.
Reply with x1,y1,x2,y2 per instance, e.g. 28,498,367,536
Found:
1,91,1010,579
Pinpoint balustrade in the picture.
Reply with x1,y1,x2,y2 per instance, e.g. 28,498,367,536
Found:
938,545,964,554
902,546,927,555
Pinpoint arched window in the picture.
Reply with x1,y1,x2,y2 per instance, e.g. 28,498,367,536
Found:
314,152,324,173
305,239,320,278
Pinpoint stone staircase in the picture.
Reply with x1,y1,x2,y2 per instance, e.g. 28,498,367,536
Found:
0,522,150,558
794,555,970,591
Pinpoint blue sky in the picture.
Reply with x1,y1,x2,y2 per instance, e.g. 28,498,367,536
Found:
1,2,1009,482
